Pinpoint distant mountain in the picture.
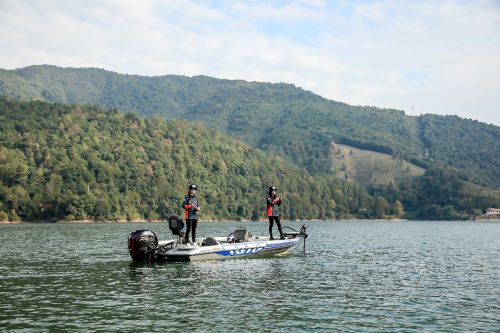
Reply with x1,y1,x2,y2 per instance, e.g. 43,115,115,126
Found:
1,65,500,189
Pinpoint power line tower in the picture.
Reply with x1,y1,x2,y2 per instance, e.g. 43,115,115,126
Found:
410,106,415,116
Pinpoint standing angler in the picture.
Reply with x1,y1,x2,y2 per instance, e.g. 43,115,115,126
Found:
267,186,285,240
183,184,200,246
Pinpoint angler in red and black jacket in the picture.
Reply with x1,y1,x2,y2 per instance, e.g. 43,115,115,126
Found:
267,186,285,240
182,184,200,245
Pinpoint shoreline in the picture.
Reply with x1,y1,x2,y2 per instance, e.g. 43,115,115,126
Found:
3,218,498,224
1,218,412,224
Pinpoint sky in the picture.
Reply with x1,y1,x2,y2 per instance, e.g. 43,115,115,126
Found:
1,0,499,125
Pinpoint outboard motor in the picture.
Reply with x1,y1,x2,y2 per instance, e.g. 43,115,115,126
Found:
128,229,159,262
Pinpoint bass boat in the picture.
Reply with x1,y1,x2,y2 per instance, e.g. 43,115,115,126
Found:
128,215,309,262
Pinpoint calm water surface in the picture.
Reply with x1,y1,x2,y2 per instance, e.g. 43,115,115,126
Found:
1,221,499,332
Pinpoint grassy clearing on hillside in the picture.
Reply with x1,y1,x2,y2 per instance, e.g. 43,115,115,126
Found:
331,144,425,187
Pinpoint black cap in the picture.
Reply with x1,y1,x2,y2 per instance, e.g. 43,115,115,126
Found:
189,184,197,190
269,186,277,195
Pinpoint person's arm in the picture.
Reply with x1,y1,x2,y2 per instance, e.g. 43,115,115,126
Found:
183,197,192,209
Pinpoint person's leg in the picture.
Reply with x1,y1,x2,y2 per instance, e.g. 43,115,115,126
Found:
185,219,192,244
268,216,275,239
191,219,198,243
275,216,285,239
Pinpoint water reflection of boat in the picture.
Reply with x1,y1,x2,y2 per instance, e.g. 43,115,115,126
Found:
128,216,308,262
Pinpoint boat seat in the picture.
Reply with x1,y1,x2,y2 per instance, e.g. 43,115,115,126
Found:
169,214,185,236
204,237,220,246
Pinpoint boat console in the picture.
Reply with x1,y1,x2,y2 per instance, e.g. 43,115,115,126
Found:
226,226,251,243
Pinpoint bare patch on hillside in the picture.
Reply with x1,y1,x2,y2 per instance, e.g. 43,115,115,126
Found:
331,143,425,187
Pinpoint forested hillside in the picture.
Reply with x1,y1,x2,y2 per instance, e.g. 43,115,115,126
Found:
2,65,500,189
368,168,500,220
0,97,396,222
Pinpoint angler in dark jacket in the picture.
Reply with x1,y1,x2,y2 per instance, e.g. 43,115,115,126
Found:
267,186,285,240
182,184,200,245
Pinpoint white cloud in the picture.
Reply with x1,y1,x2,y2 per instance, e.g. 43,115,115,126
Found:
0,0,499,125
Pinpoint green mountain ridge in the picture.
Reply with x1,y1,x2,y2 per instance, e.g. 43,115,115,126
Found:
0,96,392,222
1,65,500,190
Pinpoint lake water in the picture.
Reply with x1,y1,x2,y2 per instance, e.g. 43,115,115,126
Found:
1,221,499,332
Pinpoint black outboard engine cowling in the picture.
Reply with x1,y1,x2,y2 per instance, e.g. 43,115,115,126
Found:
128,229,159,262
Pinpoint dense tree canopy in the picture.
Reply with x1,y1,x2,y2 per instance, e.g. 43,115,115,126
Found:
2,65,500,189
368,167,500,220
0,97,385,221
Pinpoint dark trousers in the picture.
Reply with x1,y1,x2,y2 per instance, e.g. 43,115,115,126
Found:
185,219,198,243
268,216,284,239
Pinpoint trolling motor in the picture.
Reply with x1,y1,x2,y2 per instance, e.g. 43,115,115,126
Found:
299,224,309,238
128,229,159,262
282,224,309,238
300,224,309,252
282,224,309,253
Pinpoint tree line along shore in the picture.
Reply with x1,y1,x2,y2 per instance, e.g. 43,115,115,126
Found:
1,96,499,222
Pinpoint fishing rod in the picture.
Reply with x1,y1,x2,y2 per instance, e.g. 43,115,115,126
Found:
204,183,226,198
195,175,243,220
197,174,241,206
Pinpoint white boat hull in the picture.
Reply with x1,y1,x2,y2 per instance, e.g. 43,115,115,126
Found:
157,238,301,261
128,224,309,262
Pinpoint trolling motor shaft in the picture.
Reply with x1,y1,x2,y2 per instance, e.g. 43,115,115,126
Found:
282,224,309,253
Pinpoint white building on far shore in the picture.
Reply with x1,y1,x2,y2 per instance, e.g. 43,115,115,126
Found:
485,208,500,216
